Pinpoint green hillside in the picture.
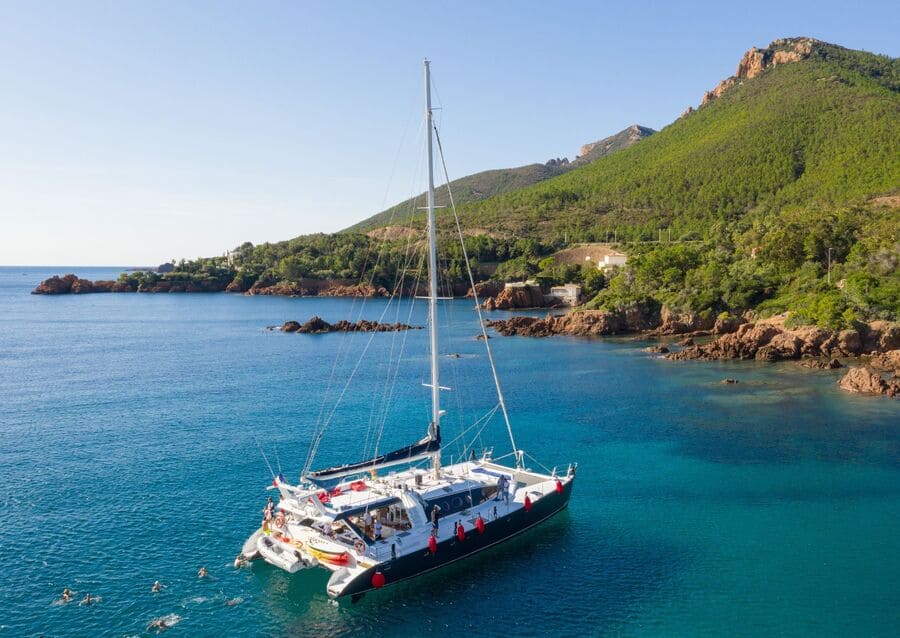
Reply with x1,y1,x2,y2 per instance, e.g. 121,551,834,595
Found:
449,40,898,242
347,125,654,232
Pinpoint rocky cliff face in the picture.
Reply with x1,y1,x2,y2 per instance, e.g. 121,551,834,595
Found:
577,125,655,162
697,37,820,108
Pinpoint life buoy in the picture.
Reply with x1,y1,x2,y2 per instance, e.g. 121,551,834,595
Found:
274,512,285,527
354,540,366,554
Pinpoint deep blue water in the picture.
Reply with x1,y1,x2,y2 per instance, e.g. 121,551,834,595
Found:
1,266,898,637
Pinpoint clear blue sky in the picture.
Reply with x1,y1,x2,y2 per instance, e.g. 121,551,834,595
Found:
1,1,897,266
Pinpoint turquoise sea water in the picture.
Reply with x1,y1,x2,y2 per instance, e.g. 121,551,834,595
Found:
1,266,898,637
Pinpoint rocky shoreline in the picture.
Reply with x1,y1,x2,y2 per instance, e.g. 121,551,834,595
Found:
31,273,392,297
272,317,422,334
485,309,900,399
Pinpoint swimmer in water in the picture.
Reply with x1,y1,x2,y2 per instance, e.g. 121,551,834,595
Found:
147,617,169,632
152,580,162,593
197,566,208,578
80,593,93,606
60,587,73,603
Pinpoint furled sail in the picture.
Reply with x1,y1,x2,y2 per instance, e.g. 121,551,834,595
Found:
305,430,440,484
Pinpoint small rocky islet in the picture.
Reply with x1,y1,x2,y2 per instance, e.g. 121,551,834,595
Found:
271,316,422,334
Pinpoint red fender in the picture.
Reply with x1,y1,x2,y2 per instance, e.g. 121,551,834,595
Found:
475,516,485,534
371,571,385,588
456,524,465,542
524,495,532,512
555,480,564,494
428,535,437,554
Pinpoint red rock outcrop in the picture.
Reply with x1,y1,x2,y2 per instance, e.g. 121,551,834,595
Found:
667,321,898,362
697,37,820,108
32,274,79,294
466,280,504,300
838,366,899,398
482,285,559,310
248,281,388,297
485,303,660,337
651,307,716,335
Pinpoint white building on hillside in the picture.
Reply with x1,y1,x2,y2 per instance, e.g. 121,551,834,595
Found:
548,283,582,306
599,251,627,270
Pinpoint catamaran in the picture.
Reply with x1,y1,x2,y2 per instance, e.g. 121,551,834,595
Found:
238,60,576,600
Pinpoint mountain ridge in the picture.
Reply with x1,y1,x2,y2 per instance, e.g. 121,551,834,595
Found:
346,124,655,232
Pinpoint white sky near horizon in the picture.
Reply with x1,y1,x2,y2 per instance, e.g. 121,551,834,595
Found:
0,1,897,266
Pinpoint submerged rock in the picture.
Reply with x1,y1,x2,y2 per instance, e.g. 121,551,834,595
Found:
645,345,670,354
799,358,843,370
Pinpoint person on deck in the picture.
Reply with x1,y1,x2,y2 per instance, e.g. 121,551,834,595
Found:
374,518,383,540
496,475,508,501
430,504,441,535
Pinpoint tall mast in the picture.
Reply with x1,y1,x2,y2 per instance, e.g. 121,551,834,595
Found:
424,59,441,477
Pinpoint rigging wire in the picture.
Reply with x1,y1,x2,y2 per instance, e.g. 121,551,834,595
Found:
302,115,427,478
433,123,521,467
